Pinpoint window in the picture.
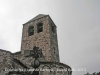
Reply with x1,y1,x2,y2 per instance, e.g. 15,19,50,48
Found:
37,23,43,33
51,23,55,33
28,26,34,36
53,47,55,54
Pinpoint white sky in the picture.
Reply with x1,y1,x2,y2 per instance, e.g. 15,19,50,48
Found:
0,0,100,75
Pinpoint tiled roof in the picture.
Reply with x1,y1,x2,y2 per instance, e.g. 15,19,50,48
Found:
23,14,47,25
13,51,21,55
31,14,47,21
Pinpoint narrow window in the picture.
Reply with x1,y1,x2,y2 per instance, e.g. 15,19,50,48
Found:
37,23,43,33
51,23,55,33
53,47,55,54
28,26,34,36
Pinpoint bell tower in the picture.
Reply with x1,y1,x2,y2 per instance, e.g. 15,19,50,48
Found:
21,14,60,62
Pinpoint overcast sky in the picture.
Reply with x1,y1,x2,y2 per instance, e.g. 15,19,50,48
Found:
0,0,100,75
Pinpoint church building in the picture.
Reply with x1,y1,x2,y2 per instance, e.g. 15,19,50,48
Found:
0,14,72,75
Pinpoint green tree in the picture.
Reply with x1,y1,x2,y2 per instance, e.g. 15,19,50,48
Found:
93,72,96,75
84,72,100,75
84,72,90,75
97,72,100,75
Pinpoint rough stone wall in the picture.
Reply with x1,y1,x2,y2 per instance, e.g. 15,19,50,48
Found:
13,53,72,75
21,15,60,62
14,53,34,68
0,50,13,73
0,50,27,75
39,62,72,75
49,18,60,62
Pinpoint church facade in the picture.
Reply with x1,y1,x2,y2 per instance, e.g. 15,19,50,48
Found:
0,14,72,75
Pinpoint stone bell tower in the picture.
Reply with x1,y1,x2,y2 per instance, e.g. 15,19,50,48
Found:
21,14,60,62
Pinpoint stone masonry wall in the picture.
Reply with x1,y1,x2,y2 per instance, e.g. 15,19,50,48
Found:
39,62,72,75
21,15,60,62
0,49,13,73
49,18,60,62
